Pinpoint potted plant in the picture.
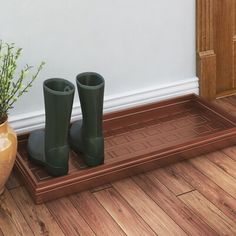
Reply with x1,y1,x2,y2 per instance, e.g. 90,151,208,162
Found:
0,40,44,194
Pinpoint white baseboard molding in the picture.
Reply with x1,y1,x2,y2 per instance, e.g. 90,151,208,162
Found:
9,77,199,134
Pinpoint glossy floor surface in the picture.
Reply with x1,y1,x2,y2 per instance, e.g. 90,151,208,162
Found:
1,96,236,235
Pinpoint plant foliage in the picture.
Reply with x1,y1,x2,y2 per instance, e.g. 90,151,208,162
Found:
0,40,45,123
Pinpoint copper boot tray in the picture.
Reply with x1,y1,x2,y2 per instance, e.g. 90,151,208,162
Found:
16,94,236,203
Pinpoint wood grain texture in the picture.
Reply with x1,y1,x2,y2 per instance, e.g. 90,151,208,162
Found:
197,0,214,52
5,170,22,190
197,0,216,99
179,191,236,235
214,99,236,116
112,178,187,235
171,161,236,222
151,167,194,196
10,187,64,236
197,51,216,99
94,187,156,236
234,38,236,89
215,0,234,94
224,96,236,106
197,0,236,99
70,191,125,236
0,189,33,236
222,146,236,161
190,156,236,197
132,173,217,235
90,183,112,193
46,197,95,236
206,151,236,179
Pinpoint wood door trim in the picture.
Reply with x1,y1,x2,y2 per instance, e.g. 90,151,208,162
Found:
197,0,216,100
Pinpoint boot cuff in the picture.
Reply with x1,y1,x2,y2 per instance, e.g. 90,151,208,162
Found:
76,72,105,90
44,78,75,95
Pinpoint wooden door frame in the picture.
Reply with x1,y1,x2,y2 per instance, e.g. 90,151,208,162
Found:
197,0,216,100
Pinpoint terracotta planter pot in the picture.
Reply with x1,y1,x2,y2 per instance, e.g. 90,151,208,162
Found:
0,119,17,195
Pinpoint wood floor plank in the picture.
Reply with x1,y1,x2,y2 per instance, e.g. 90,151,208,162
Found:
179,190,236,235
171,161,236,222
222,146,236,161
223,96,236,108
133,173,218,236
0,189,33,236
206,151,236,179
214,99,236,115
90,183,112,193
70,191,125,236
10,186,64,236
112,178,187,235
151,166,194,196
46,197,95,236
94,187,156,236
190,156,236,197
6,171,22,190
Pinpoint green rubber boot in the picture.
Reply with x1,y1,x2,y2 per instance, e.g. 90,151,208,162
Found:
27,78,75,176
69,72,105,167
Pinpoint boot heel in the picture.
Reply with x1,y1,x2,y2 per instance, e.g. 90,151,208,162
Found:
84,137,104,167
85,154,104,167
46,164,68,177
46,145,69,176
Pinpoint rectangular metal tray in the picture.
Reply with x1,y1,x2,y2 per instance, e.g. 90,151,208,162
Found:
16,94,236,203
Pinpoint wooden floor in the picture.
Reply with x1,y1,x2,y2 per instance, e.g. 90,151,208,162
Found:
1,97,236,236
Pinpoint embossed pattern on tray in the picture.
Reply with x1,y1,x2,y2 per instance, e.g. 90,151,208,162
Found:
104,108,231,163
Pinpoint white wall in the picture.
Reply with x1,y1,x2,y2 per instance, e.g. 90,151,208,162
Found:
0,0,197,132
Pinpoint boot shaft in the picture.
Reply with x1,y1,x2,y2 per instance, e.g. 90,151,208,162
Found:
44,78,75,149
76,72,105,137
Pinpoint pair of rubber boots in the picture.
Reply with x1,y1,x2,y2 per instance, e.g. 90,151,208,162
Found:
27,72,105,176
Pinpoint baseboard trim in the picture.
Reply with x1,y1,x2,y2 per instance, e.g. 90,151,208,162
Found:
9,77,199,134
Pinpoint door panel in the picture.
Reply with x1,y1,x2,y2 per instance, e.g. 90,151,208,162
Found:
215,0,234,95
197,0,236,99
